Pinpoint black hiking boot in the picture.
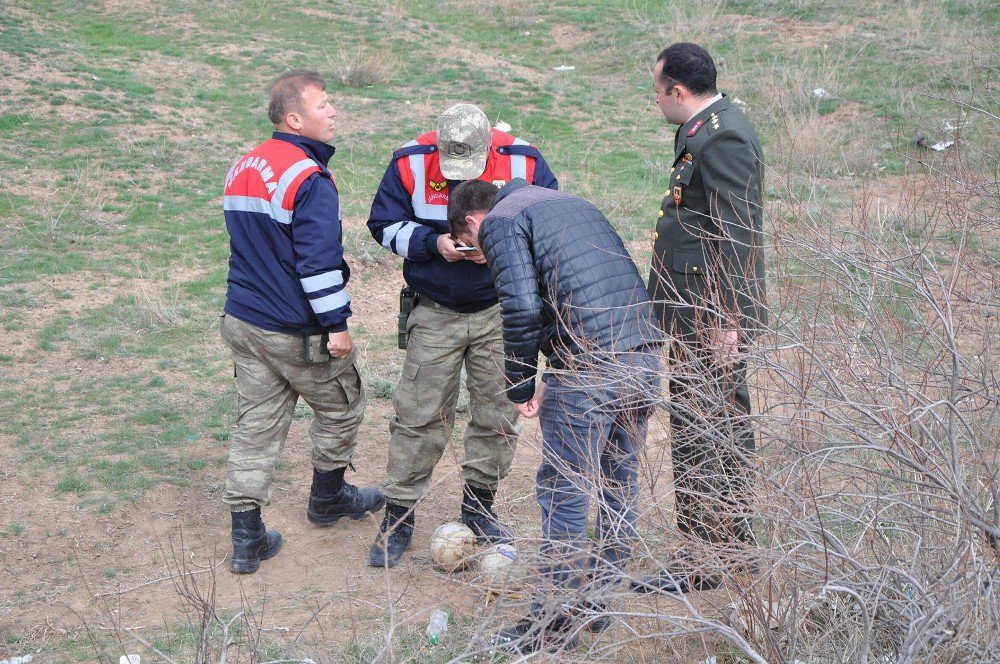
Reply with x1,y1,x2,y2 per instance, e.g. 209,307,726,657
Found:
490,613,580,654
368,503,414,568
230,507,283,575
572,599,614,633
460,483,513,544
629,549,758,594
306,467,385,526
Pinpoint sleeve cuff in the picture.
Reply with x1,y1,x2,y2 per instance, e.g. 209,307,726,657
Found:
425,233,441,255
326,322,348,333
506,379,535,403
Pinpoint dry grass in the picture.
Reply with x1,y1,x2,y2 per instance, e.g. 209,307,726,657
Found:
328,48,401,90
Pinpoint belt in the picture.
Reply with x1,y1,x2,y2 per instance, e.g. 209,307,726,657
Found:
418,296,498,315
418,296,456,312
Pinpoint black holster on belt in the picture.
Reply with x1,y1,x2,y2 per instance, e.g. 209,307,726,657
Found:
398,287,417,350
301,330,331,363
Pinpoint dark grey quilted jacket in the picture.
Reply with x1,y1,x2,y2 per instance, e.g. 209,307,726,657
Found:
480,179,660,403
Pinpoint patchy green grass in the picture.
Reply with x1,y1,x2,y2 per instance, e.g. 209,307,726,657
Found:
0,0,996,660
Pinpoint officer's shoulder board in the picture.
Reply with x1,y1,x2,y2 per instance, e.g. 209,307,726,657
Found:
393,143,437,159
497,144,541,159
688,109,728,138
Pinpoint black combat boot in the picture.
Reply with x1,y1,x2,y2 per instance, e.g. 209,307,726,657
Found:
460,483,513,544
491,612,580,654
368,503,414,568
230,507,283,574
307,467,385,526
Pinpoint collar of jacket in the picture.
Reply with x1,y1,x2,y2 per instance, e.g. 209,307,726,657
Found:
272,131,337,172
674,94,730,157
492,177,530,209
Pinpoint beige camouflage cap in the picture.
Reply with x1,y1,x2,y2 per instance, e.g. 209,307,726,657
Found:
437,103,491,180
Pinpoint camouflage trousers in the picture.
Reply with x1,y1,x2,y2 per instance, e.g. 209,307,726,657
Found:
220,314,365,512
385,300,518,507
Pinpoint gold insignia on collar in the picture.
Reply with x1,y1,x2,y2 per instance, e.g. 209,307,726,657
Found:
428,179,447,192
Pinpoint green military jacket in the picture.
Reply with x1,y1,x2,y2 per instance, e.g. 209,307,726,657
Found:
647,95,767,341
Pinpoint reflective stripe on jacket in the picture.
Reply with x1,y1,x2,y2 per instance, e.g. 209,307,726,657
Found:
368,129,557,312
224,132,352,334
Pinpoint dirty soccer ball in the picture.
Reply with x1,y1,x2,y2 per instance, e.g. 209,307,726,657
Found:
430,522,477,572
476,543,518,586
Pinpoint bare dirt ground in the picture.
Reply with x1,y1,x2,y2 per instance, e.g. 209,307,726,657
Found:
6,5,987,658
0,236,712,661
1,240,693,659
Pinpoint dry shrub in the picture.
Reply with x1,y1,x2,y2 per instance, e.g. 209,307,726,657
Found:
777,112,856,178
329,48,400,89
453,55,1000,664
725,70,997,661
625,0,728,47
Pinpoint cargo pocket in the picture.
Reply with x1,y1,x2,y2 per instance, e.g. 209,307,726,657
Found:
394,358,448,426
332,365,363,406
311,361,360,406
401,358,420,382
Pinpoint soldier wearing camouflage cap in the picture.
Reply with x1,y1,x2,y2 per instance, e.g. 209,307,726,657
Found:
366,104,559,568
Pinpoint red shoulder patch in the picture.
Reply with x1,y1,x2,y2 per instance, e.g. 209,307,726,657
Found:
686,119,704,137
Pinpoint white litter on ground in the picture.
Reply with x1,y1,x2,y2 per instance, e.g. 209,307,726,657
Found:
1,655,33,664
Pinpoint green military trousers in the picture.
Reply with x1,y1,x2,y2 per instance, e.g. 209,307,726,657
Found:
221,314,365,512
385,300,518,507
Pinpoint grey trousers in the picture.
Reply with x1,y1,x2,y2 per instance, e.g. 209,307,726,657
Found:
531,347,661,614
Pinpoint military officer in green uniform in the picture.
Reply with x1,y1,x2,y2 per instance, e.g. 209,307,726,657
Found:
634,42,767,594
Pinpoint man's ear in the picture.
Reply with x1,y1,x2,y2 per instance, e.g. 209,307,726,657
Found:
285,110,303,131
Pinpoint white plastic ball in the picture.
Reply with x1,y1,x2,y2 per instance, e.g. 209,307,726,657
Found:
430,522,477,572
476,543,518,585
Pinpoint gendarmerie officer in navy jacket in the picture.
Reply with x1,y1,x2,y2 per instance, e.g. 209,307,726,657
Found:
221,70,383,574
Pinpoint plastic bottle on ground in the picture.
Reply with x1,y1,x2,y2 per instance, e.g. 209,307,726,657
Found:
426,609,449,645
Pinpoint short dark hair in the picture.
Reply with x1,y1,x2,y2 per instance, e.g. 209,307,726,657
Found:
448,179,498,236
656,43,718,97
267,69,326,125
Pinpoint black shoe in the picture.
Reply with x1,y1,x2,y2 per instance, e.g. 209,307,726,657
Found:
490,615,579,654
631,550,759,594
368,503,414,568
576,600,613,633
307,468,385,526
460,483,513,544
630,567,722,594
230,508,283,575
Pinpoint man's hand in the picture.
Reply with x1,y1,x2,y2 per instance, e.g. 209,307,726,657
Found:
515,381,546,419
326,330,353,358
438,234,487,264
710,327,739,363
437,234,467,263
459,246,487,264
